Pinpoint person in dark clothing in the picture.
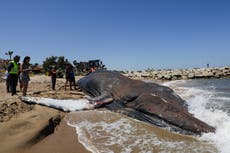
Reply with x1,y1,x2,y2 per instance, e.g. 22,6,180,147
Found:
7,55,20,96
18,62,23,91
69,66,77,90
64,64,71,91
50,67,57,90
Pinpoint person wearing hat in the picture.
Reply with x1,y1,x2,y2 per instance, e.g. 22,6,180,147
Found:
7,55,20,96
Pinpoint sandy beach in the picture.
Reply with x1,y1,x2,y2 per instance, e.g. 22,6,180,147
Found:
0,75,90,153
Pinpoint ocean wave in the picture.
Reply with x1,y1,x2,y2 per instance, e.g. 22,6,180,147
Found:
167,79,230,153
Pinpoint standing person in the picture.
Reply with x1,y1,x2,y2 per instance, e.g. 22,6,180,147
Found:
18,62,23,91
50,67,57,90
20,56,31,96
64,64,71,91
7,55,20,96
69,66,77,90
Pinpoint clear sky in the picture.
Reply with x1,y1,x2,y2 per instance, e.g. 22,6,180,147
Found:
0,0,229,70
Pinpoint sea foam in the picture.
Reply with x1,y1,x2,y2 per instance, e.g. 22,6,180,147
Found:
165,79,230,153
66,111,216,153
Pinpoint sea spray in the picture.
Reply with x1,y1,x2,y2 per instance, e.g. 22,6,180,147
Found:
164,78,230,153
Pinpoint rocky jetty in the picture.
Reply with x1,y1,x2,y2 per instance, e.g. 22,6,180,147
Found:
124,66,230,80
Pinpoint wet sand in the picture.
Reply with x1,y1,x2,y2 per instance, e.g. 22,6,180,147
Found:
23,119,91,153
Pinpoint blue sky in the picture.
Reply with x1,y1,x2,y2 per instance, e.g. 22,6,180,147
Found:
0,0,229,70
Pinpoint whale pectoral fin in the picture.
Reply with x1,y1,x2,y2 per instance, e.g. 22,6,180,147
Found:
89,95,114,108
94,97,114,108
84,103,97,110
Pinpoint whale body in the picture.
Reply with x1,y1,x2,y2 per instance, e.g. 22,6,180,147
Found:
77,70,215,135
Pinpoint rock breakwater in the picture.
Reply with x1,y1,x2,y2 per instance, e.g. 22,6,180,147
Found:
124,66,230,80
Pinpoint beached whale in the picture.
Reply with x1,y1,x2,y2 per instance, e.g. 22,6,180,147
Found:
77,70,215,135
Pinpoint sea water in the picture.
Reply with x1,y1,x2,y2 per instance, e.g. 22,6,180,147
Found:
164,78,230,153
65,78,230,153
66,110,216,153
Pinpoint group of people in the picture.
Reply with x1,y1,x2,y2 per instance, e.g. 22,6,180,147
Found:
6,55,31,96
49,64,77,91
6,56,97,95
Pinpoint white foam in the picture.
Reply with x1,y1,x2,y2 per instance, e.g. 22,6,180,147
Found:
67,111,215,153
200,111,230,153
165,81,230,153
187,93,230,153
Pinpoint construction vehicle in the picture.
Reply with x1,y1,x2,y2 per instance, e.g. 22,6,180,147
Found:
76,59,105,73
88,60,105,69
31,66,43,74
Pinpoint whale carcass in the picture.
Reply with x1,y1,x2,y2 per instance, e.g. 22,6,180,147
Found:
77,70,215,135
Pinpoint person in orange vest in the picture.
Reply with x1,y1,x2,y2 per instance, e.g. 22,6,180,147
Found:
7,55,20,96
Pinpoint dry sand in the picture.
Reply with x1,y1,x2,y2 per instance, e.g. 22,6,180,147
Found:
0,75,90,153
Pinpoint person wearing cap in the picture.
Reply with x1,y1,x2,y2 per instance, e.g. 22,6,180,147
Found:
7,55,20,96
